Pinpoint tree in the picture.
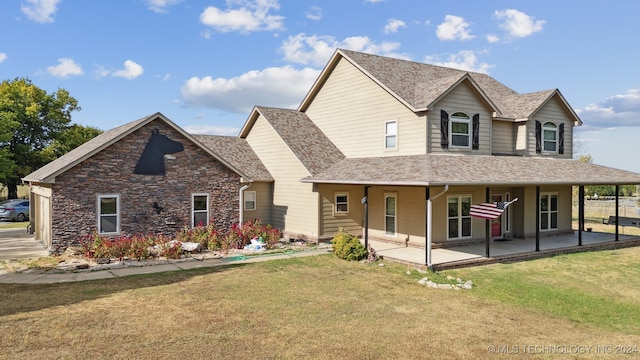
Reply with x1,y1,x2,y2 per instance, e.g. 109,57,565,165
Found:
40,124,103,162
0,78,80,199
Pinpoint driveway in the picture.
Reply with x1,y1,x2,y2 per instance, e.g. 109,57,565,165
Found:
0,225,49,261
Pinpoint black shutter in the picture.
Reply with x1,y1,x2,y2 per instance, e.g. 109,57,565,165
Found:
440,110,449,149
472,113,480,150
535,120,542,154
558,123,564,154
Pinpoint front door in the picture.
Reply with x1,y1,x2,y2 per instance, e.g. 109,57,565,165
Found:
491,194,502,238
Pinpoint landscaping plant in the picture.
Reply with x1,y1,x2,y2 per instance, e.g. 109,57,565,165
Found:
331,228,368,261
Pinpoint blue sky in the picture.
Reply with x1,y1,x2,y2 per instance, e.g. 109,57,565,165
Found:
2,0,640,172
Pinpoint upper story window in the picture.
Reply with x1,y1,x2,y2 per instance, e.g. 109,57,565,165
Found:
384,120,397,149
450,112,470,148
543,122,557,152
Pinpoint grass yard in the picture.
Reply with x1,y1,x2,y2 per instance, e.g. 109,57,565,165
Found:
1,251,640,359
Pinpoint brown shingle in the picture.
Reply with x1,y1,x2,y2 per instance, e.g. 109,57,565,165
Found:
191,135,272,181
303,154,640,186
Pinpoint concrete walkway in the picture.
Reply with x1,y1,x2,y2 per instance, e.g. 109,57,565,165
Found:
0,226,49,262
0,247,333,284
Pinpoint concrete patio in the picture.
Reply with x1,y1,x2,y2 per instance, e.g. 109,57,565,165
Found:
367,231,640,270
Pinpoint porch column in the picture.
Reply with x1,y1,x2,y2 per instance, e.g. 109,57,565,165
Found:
363,186,370,250
578,185,584,246
536,186,540,252
425,187,430,267
485,187,490,258
615,185,620,241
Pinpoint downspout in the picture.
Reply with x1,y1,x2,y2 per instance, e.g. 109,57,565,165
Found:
426,185,449,268
239,181,252,227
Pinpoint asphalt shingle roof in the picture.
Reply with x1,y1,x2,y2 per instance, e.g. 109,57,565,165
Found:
191,135,272,181
255,106,345,175
303,154,640,186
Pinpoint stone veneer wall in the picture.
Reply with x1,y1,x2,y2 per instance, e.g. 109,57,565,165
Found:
50,119,242,254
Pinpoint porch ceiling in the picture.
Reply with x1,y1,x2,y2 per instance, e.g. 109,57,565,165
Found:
302,154,640,187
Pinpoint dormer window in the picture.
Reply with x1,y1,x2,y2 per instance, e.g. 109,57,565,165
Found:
543,122,557,152
450,112,470,148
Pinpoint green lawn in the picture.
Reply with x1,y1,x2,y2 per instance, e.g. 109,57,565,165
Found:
1,250,639,359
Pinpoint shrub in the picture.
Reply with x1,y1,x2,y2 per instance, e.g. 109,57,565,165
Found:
331,229,367,261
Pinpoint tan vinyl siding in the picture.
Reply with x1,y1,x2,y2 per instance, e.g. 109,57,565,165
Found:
318,184,363,237
242,181,272,225
245,115,319,237
305,58,426,157
428,80,493,154
520,185,572,237
491,120,514,154
528,96,574,158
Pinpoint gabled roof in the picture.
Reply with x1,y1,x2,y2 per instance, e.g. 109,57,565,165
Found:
299,49,582,125
23,112,252,184
303,154,640,186
240,106,345,175
191,135,273,182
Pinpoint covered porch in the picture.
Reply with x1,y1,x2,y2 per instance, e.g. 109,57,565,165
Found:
367,230,640,270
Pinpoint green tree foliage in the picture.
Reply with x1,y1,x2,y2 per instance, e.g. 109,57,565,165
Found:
0,78,81,199
40,124,103,162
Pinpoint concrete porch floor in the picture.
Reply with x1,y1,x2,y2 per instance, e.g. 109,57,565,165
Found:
366,231,640,270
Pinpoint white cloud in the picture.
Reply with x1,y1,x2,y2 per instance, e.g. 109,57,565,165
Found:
112,60,144,79
47,58,83,78
577,89,640,129
183,124,240,136
0,53,7,63
199,0,284,33
145,0,183,14
486,34,500,43
436,15,474,41
494,9,545,38
305,5,322,21
180,65,320,114
280,33,409,67
21,0,60,23
424,50,494,74
384,19,406,34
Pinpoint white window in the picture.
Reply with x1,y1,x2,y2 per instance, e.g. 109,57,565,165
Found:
543,122,557,152
244,191,256,211
98,194,119,235
447,195,472,239
385,194,397,236
335,193,349,214
192,193,209,227
384,120,397,149
540,193,558,231
450,112,470,148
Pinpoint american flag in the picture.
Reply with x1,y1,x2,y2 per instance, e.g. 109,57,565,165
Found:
469,198,518,220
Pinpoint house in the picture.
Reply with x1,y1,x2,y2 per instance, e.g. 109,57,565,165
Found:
23,113,272,254
24,49,640,262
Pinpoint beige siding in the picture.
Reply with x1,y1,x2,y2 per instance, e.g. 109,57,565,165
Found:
520,185,573,237
428,80,493,155
527,96,574,158
491,120,514,154
318,184,364,238
246,115,320,237
241,181,272,225
30,184,52,250
305,58,426,157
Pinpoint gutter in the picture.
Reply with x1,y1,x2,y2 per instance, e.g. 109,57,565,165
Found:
238,181,252,226
427,185,449,268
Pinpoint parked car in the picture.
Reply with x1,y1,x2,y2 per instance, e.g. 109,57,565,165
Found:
0,199,30,222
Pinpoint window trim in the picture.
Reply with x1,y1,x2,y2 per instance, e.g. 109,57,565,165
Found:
542,122,558,153
450,112,471,148
384,120,398,150
334,192,349,215
539,192,559,231
447,194,472,240
97,194,120,235
244,190,256,211
384,193,397,236
191,193,210,228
